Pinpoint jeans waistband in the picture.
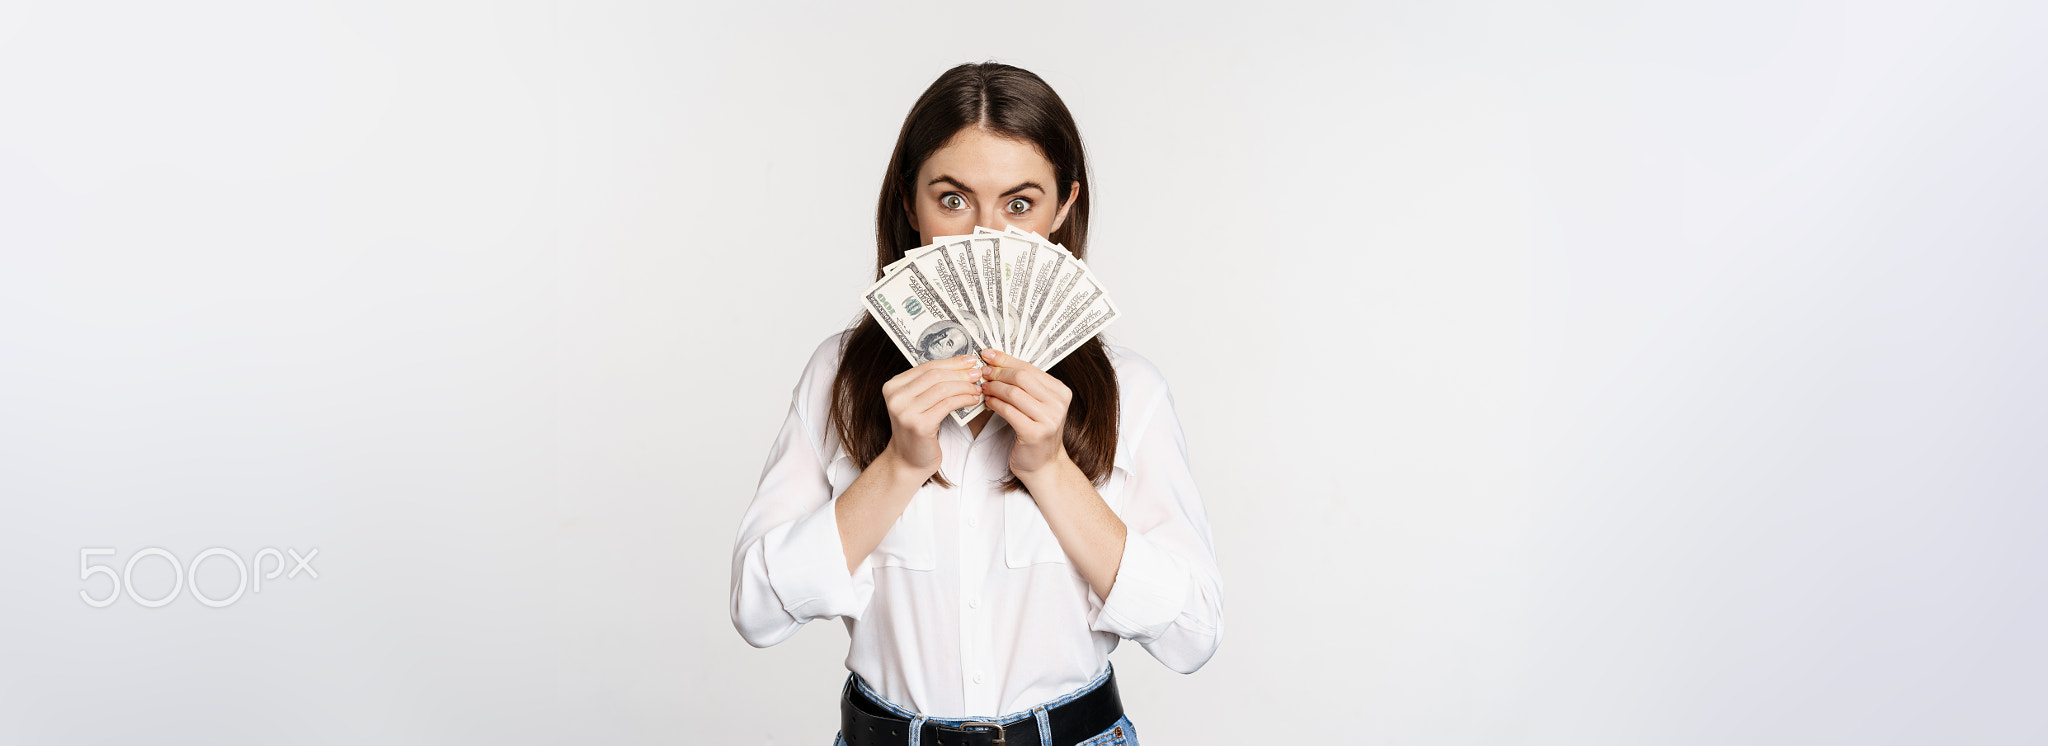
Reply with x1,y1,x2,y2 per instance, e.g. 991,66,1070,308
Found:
848,661,1116,725
840,662,1123,746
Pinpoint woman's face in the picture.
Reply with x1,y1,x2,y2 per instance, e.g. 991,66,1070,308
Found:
906,126,1078,244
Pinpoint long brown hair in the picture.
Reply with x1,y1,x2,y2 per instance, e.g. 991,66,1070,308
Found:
830,62,1119,490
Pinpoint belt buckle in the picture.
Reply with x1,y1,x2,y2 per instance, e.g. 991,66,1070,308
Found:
945,720,1006,746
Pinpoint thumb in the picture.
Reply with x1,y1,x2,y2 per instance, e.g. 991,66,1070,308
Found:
979,347,1020,368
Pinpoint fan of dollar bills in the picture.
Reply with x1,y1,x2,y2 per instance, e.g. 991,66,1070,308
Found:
860,225,1122,424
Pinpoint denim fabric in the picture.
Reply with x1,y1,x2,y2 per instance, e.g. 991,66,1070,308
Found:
831,663,1138,746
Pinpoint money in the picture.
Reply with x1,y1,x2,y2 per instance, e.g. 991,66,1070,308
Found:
860,228,1123,425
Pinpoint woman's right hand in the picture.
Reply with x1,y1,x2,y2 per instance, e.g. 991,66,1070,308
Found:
879,354,986,477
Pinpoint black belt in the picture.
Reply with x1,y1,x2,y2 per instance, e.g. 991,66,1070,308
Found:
838,669,1124,746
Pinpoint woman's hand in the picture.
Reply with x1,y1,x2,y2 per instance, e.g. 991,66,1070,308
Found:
978,348,1073,477
879,354,986,478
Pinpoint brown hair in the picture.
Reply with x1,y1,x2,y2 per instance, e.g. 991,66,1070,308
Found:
830,62,1119,489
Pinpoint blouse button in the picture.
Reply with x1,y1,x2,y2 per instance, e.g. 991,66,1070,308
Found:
973,672,985,684
967,516,979,528
968,597,980,609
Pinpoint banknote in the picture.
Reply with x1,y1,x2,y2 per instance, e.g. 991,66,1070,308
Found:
899,241,997,353
968,235,1006,348
948,236,1003,351
1000,233,1045,354
861,226,1120,426
1018,243,1081,361
1033,287,1120,370
1027,267,1114,365
859,261,988,424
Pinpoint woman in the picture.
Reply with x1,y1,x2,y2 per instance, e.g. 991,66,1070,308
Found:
731,62,1224,746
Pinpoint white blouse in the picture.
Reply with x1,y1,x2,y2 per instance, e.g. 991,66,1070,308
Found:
730,333,1225,718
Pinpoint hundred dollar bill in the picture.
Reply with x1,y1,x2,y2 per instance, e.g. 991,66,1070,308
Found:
998,226,1078,347
884,232,1023,358
902,230,1000,353
1025,265,1112,364
988,226,1120,367
1023,244,1099,362
967,227,1024,354
944,226,1116,368
1017,241,1083,360
899,241,997,354
942,236,1001,351
971,226,1027,350
967,235,1006,349
860,262,987,425
1033,290,1121,371
1001,232,1047,354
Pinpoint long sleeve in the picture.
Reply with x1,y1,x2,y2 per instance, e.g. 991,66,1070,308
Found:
1086,370,1226,674
729,340,876,648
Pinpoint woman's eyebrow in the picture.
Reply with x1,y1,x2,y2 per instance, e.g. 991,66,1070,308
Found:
927,175,974,193
924,177,1046,197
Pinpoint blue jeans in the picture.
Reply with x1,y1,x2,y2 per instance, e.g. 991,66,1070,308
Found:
832,662,1138,746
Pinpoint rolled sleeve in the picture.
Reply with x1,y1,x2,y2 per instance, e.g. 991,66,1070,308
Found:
761,493,867,622
1085,366,1226,674
1089,530,1196,643
730,336,873,648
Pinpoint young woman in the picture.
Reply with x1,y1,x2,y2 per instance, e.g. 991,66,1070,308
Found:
731,62,1224,746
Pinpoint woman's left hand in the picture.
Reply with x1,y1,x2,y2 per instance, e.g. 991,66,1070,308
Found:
978,348,1072,477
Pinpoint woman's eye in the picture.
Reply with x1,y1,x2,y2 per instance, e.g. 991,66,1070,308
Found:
941,194,966,210
1007,198,1031,214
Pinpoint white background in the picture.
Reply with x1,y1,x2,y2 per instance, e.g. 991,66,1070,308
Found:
2,1,2043,744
